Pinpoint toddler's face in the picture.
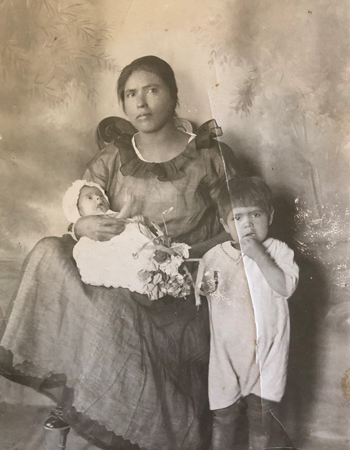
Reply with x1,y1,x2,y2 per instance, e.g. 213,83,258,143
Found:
221,205,273,244
78,186,109,217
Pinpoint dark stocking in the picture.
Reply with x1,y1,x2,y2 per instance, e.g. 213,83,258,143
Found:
211,399,245,450
245,394,275,450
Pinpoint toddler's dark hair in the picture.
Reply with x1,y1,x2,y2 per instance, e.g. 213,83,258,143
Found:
218,177,273,222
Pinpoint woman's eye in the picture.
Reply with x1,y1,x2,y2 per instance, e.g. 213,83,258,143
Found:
148,88,157,93
252,213,261,218
126,92,134,98
234,216,241,221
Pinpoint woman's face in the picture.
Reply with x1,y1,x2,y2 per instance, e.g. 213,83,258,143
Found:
123,70,175,133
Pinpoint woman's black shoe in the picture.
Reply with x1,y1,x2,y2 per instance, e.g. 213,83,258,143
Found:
44,406,70,431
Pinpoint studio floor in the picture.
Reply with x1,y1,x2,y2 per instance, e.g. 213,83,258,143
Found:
0,396,349,450
0,402,99,450
1,257,350,450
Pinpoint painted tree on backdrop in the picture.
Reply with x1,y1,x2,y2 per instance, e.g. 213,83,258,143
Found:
0,0,120,262
0,0,116,108
192,0,350,329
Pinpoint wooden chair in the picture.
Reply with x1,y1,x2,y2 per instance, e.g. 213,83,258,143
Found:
96,116,193,151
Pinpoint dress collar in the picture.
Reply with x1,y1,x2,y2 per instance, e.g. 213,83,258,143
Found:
114,119,223,182
131,133,196,162
119,136,199,181
221,241,242,262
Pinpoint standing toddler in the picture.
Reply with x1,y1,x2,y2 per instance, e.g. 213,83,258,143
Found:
196,177,299,450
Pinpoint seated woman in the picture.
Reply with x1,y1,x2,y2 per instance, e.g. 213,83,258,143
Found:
0,56,237,450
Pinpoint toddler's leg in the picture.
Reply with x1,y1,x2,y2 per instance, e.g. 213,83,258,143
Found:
211,399,244,450
245,394,275,450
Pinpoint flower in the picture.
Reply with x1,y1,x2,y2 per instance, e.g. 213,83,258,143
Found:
154,250,170,263
138,269,152,284
134,209,194,301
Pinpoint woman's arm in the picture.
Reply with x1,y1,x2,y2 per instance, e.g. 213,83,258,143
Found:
74,215,126,241
189,230,230,259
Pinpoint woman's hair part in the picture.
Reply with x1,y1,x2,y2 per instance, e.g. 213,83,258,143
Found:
218,176,274,222
117,55,179,113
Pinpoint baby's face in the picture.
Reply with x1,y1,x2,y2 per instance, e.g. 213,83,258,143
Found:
221,206,273,244
78,186,109,217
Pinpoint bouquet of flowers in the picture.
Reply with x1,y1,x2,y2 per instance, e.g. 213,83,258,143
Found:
135,208,194,300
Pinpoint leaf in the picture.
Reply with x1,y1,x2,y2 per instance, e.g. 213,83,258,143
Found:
152,273,163,285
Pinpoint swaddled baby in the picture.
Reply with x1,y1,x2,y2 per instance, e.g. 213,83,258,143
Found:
63,180,154,292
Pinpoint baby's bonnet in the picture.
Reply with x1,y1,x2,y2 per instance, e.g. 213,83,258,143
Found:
62,179,109,223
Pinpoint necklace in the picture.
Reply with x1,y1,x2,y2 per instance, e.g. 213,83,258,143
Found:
221,242,242,263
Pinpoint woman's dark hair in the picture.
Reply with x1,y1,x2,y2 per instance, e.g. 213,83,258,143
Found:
218,176,274,221
117,56,179,112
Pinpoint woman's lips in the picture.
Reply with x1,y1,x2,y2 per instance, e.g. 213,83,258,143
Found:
137,113,151,119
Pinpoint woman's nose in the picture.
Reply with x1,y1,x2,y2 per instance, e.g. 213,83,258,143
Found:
136,93,146,108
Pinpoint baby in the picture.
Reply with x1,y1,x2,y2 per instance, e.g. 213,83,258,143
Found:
63,180,153,292
63,179,131,223
196,177,299,450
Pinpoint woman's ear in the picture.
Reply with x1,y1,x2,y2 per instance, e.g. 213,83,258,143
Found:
269,208,274,225
220,217,229,233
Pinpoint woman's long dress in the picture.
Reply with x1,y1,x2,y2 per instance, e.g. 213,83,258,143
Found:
0,128,236,450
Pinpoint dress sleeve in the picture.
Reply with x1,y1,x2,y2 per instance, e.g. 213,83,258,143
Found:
219,141,240,182
82,156,109,190
82,143,120,191
269,240,299,299
202,142,239,203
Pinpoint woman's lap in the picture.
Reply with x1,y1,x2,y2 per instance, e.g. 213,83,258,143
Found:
0,235,210,450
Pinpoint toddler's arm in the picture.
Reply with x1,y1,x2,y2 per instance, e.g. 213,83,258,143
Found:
241,237,291,297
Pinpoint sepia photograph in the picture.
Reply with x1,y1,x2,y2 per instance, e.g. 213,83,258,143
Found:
0,1,349,449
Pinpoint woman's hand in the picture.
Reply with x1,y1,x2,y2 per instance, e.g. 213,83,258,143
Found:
74,215,126,241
